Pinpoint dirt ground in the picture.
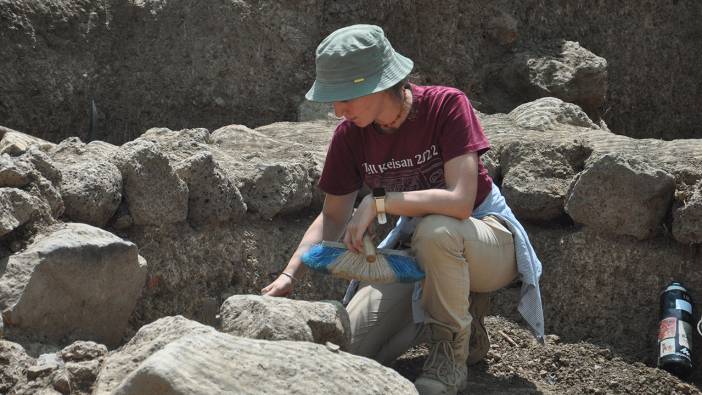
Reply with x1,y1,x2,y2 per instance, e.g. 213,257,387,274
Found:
392,316,701,394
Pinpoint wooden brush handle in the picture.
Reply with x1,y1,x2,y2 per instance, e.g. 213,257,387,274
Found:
362,235,377,263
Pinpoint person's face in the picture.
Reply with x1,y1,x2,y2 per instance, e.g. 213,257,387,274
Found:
332,92,385,128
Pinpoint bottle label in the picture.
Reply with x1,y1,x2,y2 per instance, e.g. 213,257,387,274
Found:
659,317,677,340
679,321,692,349
660,338,676,356
676,299,692,314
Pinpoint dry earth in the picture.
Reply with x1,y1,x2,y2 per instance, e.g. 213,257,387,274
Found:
393,317,701,394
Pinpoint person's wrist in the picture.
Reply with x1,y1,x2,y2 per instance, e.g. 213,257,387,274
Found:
280,271,296,282
372,187,387,224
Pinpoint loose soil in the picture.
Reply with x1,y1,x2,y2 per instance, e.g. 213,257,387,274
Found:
393,316,701,394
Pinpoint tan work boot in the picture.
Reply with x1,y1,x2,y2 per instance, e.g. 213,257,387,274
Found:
414,325,468,395
467,292,491,365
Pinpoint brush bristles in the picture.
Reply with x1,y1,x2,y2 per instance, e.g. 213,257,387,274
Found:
328,252,397,283
302,243,425,284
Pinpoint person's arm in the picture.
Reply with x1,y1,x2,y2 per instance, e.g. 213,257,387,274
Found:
343,152,479,253
261,190,357,296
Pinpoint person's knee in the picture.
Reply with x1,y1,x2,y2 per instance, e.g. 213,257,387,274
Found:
412,214,462,253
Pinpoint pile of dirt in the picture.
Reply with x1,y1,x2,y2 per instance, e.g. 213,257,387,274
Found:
394,316,701,394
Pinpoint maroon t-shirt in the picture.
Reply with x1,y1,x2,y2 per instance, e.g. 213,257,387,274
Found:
319,84,493,208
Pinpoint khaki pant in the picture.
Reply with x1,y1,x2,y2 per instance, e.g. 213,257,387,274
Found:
346,214,517,364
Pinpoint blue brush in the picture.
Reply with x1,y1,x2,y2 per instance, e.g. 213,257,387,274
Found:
302,235,424,284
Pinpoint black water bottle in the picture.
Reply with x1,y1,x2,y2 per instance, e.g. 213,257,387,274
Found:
657,281,694,378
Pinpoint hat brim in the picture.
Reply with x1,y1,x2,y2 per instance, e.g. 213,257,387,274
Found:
305,53,414,103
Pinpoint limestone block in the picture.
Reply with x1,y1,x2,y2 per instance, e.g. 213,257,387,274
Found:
27,176,64,219
93,316,228,394
112,139,188,226
219,295,350,349
508,97,598,132
565,153,675,239
0,223,147,346
50,138,122,227
109,330,416,395
0,127,55,156
500,139,590,222
0,188,46,237
0,154,33,188
0,147,65,220
240,161,314,219
50,137,120,164
211,122,326,217
56,160,122,227
501,40,607,116
140,127,211,146
174,151,246,226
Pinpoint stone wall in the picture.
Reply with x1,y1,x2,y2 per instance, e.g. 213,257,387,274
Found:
2,98,701,367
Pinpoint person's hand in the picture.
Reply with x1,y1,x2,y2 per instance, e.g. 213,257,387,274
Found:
261,274,294,297
343,194,377,253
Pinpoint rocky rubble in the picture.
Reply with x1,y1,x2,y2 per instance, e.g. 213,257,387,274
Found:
94,315,412,395
1,95,702,392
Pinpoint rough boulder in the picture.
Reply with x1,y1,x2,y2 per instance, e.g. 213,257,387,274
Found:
0,223,147,347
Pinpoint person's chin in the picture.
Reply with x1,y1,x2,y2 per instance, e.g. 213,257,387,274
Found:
351,118,370,127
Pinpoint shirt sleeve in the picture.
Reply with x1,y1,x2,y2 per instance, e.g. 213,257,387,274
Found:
437,91,491,162
318,124,363,195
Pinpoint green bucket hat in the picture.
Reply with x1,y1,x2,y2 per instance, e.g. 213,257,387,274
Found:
305,24,414,103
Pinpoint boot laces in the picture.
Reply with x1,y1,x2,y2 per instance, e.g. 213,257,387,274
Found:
422,339,458,385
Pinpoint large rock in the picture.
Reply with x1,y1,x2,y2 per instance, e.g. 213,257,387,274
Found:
0,153,34,187
219,295,350,348
500,40,607,117
50,137,120,163
507,97,599,132
500,139,590,222
0,188,48,238
55,158,121,227
210,124,321,218
136,128,255,230
240,161,314,219
94,316,214,394
137,127,212,165
0,340,34,394
0,127,55,156
0,150,64,220
174,151,247,227
565,153,675,240
49,138,122,227
98,317,416,395
112,139,188,226
0,223,147,346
